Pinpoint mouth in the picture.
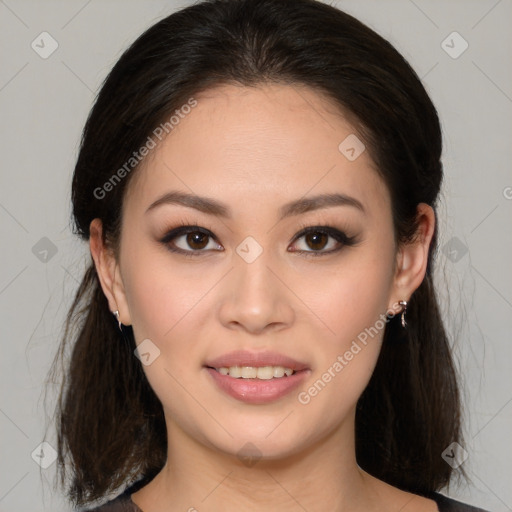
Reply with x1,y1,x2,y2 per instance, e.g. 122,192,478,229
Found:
203,350,310,404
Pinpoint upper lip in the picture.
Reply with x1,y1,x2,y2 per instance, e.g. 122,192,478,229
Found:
204,350,310,371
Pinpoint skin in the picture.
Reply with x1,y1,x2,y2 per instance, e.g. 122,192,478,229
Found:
90,83,438,512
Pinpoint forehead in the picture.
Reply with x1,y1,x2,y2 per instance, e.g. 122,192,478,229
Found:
124,83,390,218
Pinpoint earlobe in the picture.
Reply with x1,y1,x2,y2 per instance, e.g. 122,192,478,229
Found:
391,203,436,305
89,219,132,326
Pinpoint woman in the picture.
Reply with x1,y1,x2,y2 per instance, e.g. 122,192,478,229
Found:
50,0,490,510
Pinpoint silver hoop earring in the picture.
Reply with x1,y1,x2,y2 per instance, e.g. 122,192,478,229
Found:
398,300,407,328
112,310,122,331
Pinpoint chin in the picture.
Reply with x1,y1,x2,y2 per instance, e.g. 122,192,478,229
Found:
192,413,320,463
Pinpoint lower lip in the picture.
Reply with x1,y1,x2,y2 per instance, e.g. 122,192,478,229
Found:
205,367,310,404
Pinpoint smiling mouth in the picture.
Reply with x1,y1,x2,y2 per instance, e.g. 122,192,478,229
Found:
207,365,298,380
204,364,310,404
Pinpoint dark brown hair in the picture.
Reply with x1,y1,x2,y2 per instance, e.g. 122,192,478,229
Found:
48,0,463,506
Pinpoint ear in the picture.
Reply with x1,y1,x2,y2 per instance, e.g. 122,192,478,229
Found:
389,203,436,309
89,218,132,326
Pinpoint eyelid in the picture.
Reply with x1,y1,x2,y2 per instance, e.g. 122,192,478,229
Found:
159,224,215,244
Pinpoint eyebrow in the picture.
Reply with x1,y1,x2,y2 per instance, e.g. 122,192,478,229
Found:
145,191,365,219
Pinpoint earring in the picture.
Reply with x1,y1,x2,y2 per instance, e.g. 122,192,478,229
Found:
398,300,407,328
112,310,122,331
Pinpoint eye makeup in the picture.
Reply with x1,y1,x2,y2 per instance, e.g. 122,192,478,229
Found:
157,217,360,258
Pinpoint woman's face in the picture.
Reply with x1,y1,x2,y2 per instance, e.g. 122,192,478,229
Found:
113,84,404,460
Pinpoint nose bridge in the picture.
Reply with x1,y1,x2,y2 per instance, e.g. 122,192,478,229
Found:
236,248,274,296
217,242,294,332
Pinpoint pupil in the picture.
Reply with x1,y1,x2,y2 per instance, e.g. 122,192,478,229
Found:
187,232,208,249
306,232,327,250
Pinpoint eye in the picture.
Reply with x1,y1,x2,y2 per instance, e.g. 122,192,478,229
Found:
160,225,223,255
159,223,357,257
288,225,356,256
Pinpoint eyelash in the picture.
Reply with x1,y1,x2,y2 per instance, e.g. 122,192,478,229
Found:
159,221,358,258
291,223,358,257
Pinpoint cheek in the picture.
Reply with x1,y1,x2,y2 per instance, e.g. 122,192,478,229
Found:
120,248,214,422
300,249,395,348
294,248,395,410
122,245,214,342
120,243,221,404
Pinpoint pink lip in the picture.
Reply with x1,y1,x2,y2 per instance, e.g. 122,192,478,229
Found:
205,367,310,404
203,350,311,404
204,350,310,372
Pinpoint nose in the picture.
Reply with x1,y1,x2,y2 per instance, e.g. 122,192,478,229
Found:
217,250,295,334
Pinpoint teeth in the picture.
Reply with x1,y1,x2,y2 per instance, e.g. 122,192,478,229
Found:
215,365,296,379
229,366,243,378
273,366,285,378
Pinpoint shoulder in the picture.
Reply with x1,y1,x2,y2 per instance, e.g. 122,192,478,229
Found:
429,491,491,512
81,487,143,512
80,477,153,512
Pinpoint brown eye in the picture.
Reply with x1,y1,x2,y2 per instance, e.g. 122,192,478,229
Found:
186,232,210,250
305,232,329,251
288,225,356,256
160,225,223,255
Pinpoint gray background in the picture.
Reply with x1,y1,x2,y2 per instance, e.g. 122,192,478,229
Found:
0,0,511,511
